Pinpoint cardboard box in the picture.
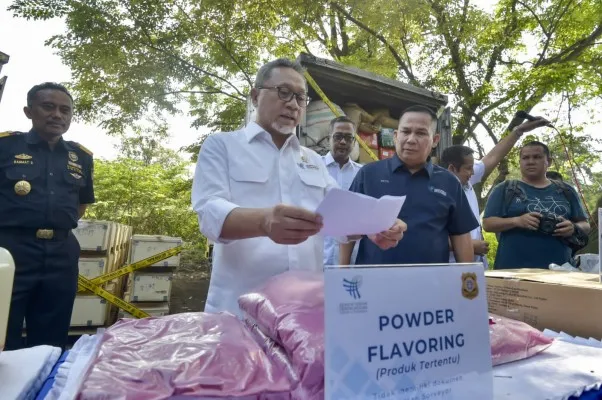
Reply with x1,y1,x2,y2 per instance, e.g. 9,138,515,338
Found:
129,235,183,267
129,272,172,302
379,128,395,148
359,146,379,164
358,132,378,149
379,148,396,160
486,269,602,339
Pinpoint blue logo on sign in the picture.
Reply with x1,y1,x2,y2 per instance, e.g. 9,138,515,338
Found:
343,276,362,299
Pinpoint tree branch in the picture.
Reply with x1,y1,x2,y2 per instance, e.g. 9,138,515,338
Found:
329,7,339,56
425,0,474,99
330,2,421,86
399,16,414,78
213,38,253,88
155,90,223,98
516,0,549,37
458,0,470,37
459,102,498,145
119,1,247,100
539,23,602,66
146,41,246,101
337,12,350,54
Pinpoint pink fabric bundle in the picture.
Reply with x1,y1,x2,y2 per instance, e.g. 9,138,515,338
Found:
77,312,292,400
489,314,554,366
238,271,325,400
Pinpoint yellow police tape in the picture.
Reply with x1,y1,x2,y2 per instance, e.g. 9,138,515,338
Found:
78,275,151,319
303,70,380,162
83,246,183,288
77,246,183,319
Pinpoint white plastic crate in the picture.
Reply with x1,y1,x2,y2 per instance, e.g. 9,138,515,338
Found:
70,295,107,327
118,302,170,319
130,272,172,302
129,235,182,267
78,257,107,279
73,220,113,252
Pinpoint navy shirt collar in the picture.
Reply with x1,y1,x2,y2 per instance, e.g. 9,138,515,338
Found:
388,153,433,177
26,130,74,151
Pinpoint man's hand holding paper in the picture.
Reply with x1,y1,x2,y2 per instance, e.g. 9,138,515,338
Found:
315,188,407,250
368,219,407,250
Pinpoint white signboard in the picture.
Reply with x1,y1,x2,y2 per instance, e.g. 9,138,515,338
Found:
324,264,493,400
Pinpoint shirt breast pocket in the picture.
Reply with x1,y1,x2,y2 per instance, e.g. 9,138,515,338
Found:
424,189,454,222
298,169,326,209
5,166,41,182
62,170,87,192
229,168,269,206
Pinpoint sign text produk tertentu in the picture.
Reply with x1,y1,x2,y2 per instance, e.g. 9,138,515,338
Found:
324,264,493,400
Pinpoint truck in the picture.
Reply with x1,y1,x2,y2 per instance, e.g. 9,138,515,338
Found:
206,53,453,260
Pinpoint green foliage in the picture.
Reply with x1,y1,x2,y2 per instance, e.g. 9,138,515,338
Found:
483,230,499,269
84,151,206,255
9,0,602,203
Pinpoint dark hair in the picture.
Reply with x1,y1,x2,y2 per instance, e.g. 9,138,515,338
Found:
254,58,305,88
520,140,551,160
329,116,355,133
27,82,73,106
440,145,474,169
546,171,564,181
399,105,438,132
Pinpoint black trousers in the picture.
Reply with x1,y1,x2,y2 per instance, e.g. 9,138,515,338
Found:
1,229,79,350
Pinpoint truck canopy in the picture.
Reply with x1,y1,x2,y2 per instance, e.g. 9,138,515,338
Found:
295,53,452,160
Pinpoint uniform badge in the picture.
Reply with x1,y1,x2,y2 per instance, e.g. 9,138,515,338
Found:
68,160,82,169
70,173,82,179
461,272,479,300
14,154,32,160
69,151,78,162
14,180,31,196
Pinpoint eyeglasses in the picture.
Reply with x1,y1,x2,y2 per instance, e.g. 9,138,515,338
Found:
257,86,310,107
332,133,355,143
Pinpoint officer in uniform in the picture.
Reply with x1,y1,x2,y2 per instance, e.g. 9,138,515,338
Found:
0,82,95,350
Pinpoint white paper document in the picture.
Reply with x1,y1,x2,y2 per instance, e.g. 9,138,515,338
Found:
316,188,406,236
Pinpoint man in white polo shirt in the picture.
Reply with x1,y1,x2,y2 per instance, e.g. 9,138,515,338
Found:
192,58,406,315
322,116,362,265
440,117,550,267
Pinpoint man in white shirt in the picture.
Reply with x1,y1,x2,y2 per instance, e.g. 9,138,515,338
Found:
440,117,550,266
322,116,363,265
192,58,406,315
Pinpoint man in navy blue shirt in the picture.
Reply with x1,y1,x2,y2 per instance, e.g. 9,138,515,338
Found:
340,105,478,265
0,82,95,350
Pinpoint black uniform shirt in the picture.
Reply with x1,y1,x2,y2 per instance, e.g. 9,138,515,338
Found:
0,130,95,230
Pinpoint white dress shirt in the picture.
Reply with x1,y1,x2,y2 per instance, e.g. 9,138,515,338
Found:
321,152,363,265
192,122,338,316
449,160,489,267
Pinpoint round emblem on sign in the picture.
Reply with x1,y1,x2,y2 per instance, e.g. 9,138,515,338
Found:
14,180,31,196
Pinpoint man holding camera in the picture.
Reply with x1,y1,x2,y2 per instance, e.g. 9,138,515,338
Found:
483,141,590,269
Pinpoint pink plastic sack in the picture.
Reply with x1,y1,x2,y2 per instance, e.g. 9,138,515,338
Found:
238,271,324,400
489,314,554,366
244,319,300,387
77,312,293,400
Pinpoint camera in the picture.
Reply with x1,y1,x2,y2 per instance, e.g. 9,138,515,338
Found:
538,212,562,235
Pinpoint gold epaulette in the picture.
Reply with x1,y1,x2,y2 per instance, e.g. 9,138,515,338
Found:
71,142,93,156
0,131,16,139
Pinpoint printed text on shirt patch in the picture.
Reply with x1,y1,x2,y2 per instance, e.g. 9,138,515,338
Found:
429,186,448,197
298,162,320,170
